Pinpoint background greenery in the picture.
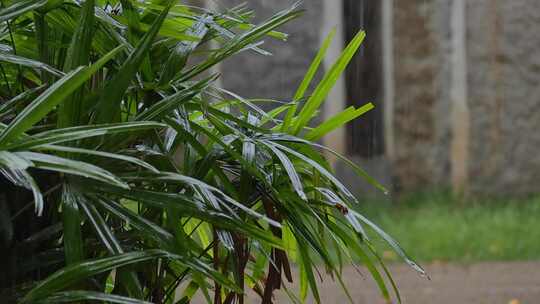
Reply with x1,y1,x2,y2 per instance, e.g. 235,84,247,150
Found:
360,191,540,262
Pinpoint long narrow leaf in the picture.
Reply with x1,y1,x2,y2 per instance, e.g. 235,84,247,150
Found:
305,102,374,141
282,28,335,132
0,46,124,146
61,184,85,265
0,0,47,23
0,165,43,215
292,30,366,134
136,76,216,121
0,52,63,76
352,210,426,276
96,0,173,123
5,121,165,150
15,152,129,189
40,145,158,173
260,141,307,200
0,85,46,117
58,0,95,127
159,15,209,85
78,198,144,298
6,121,165,150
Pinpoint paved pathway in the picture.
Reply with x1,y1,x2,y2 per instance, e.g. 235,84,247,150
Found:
280,262,540,304
192,261,540,303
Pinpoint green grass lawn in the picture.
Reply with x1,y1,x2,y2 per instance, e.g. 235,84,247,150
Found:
358,191,540,262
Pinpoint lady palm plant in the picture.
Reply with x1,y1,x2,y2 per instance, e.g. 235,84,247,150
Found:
0,0,424,303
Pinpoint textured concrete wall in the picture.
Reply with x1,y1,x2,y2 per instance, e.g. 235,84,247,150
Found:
466,0,540,196
392,1,452,192
218,0,323,106
214,0,540,197
393,0,540,196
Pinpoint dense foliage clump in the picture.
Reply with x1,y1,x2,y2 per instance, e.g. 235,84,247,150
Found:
0,0,422,303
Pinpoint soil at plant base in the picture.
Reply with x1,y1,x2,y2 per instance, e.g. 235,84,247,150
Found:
188,261,540,303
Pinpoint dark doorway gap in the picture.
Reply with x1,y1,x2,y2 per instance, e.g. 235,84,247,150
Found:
343,0,384,158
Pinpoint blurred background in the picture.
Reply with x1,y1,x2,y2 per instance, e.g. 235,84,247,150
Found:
206,0,540,303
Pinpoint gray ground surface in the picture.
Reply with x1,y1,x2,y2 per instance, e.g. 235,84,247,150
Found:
299,261,540,304
191,261,540,303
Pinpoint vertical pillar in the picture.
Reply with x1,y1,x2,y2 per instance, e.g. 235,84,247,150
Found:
382,0,395,161
322,0,347,163
450,0,470,194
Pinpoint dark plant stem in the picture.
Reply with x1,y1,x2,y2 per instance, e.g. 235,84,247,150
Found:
213,228,222,304
0,64,12,96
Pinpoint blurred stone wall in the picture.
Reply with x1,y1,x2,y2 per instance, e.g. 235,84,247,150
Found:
466,0,540,195
392,0,452,193
393,0,540,196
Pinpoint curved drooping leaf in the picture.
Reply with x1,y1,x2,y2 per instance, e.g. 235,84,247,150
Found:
40,145,158,173
260,140,357,203
6,121,165,150
259,133,388,194
0,165,43,215
124,172,281,227
352,210,427,276
92,184,283,248
15,152,129,189
260,140,307,200
0,52,63,76
0,151,44,215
